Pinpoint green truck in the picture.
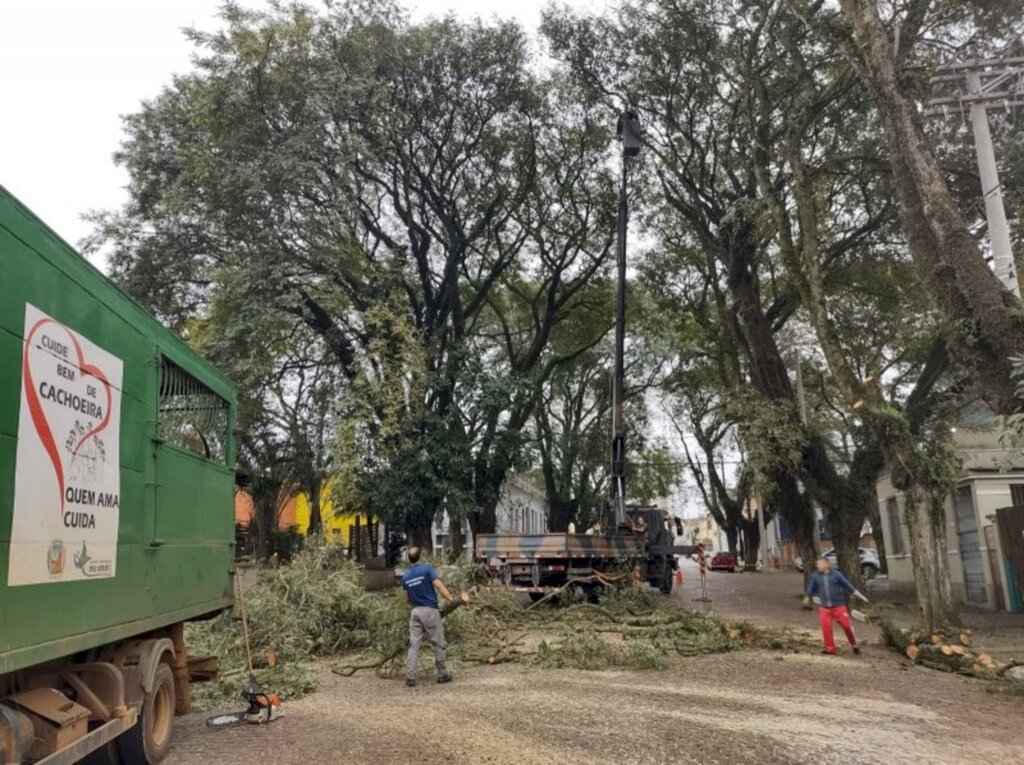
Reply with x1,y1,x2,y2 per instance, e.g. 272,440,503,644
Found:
0,186,237,764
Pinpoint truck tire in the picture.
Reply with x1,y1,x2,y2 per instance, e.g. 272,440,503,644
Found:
118,663,175,765
658,558,673,595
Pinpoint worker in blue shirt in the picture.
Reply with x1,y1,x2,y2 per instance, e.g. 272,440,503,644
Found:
402,546,455,687
803,555,870,655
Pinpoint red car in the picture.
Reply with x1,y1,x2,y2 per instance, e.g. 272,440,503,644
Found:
709,551,737,572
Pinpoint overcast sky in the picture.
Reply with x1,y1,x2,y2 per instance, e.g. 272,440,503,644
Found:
1,0,594,267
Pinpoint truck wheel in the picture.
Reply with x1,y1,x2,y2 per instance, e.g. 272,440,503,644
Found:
119,663,175,764
658,559,673,594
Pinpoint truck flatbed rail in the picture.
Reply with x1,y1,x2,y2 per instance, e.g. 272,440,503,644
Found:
475,532,647,561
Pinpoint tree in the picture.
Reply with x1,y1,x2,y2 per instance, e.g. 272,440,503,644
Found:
545,0,826,570
831,0,1024,413
664,395,754,563
88,4,617,547
546,1,965,610
738,0,958,618
532,323,680,533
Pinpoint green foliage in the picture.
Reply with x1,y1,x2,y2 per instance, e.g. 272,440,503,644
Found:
91,3,618,538
534,604,744,670
997,356,1024,448
331,286,461,531
535,631,665,671
726,390,806,483
190,663,319,712
205,544,411,664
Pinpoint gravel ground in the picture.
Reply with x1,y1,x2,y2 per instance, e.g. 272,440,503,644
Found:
171,649,1024,765
169,562,1024,764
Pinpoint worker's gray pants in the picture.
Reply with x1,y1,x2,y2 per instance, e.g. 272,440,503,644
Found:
406,606,448,680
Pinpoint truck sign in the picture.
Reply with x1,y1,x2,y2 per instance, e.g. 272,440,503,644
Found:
8,303,123,586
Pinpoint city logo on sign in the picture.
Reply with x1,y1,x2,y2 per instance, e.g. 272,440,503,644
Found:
47,539,65,575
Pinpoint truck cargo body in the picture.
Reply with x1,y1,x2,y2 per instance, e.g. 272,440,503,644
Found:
476,508,693,595
0,185,237,763
475,532,647,590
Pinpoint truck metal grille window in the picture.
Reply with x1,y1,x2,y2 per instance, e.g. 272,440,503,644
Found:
158,358,229,462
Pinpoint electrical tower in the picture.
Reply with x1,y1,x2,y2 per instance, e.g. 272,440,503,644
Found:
925,57,1024,297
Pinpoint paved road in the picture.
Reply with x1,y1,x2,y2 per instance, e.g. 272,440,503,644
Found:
675,558,1024,657
673,559,884,645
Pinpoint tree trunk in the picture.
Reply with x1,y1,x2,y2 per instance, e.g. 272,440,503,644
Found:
448,514,466,558
546,495,576,533
252,493,278,561
724,526,739,559
308,482,323,537
470,463,507,536
831,510,865,591
902,483,958,631
839,0,1024,413
407,522,433,552
740,516,760,571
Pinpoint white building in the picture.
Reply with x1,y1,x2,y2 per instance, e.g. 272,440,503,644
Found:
432,473,547,555
876,405,1024,612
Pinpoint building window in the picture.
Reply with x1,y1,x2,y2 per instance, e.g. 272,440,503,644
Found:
1011,484,1024,507
158,357,229,462
885,497,905,555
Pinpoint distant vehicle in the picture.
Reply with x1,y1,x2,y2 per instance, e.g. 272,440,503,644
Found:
709,551,737,573
794,548,880,580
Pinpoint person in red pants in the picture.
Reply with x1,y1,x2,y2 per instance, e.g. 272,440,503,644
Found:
803,556,870,655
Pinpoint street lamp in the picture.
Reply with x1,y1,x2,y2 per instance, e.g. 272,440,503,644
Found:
611,108,641,528
617,109,642,156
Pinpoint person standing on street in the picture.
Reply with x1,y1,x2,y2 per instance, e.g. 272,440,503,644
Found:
803,555,870,655
402,546,455,687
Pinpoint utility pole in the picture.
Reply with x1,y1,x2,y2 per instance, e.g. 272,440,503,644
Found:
610,109,641,528
926,57,1024,297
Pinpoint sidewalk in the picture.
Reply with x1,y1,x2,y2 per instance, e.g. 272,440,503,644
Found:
673,559,1024,658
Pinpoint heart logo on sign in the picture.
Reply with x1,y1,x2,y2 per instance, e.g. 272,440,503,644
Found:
22,317,114,513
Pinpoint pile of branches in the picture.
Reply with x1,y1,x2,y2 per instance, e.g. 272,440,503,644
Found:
187,543,770,706
880,621,1022,680
186,543,489,705
336,585,764,676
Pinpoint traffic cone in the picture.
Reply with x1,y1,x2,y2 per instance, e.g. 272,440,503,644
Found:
674,568,683,586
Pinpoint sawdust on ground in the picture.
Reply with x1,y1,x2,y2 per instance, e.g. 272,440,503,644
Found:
169,647,1024,765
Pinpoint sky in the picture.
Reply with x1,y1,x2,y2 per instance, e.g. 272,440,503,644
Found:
0,0,591,266
1,0,716,515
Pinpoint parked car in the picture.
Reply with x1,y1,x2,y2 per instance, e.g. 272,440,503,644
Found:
709,551,737,572
794,548,880,580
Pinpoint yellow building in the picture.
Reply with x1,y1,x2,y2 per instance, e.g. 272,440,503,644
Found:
235,483,380,554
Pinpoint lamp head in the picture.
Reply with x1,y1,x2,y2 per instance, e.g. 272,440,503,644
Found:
617,108,641,157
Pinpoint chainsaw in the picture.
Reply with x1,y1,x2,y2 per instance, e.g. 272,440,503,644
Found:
206,571,284,729
243,677,283,724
